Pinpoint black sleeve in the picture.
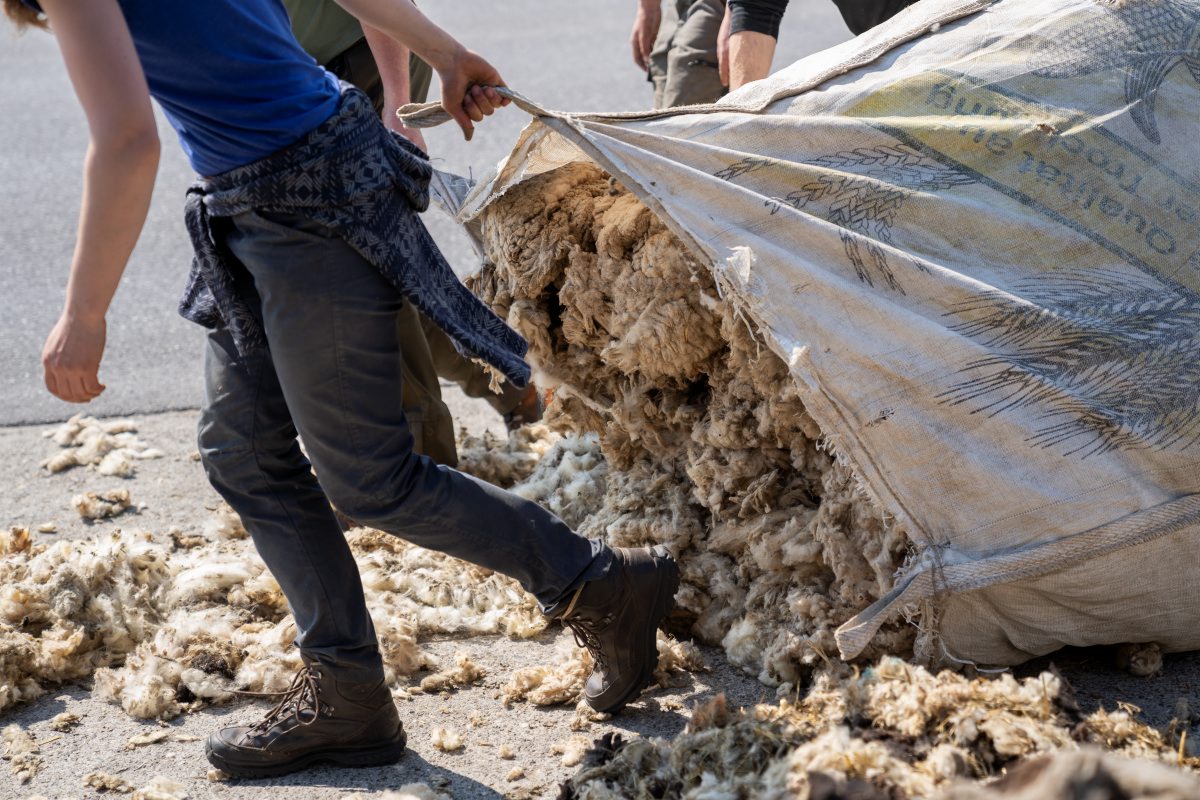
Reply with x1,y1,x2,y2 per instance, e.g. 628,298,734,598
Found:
829,0,918,35
728,0,790,40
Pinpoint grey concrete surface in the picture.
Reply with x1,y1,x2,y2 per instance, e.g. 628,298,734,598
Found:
0,0,851,427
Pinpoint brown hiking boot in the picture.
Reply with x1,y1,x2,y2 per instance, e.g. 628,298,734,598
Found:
205,659,405,778
556,545,680,713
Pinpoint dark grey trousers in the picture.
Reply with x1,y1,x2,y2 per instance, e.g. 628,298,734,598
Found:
197,209,611,680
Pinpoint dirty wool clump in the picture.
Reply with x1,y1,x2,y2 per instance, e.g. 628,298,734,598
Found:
0,413,668,720
558,657,1200,800
474,163,913,688
42,414,163,477
0,511,557,719
71,488,134,521
502,630,704,711
455,422,562,489
2,723,43,784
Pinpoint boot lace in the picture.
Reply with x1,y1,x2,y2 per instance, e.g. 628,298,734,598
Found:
239,664,330,735
562,616,608,672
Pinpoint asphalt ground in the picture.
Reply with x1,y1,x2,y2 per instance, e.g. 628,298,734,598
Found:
0,0,851,426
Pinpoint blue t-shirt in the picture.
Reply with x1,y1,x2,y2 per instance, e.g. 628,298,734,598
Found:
27,0,341,176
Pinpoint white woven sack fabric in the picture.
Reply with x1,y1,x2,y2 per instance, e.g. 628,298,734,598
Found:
453,0,1200,666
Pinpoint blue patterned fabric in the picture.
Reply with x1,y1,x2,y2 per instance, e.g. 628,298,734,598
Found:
181,87,530,388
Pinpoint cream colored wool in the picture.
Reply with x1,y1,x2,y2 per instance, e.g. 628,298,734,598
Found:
474,164,913,688
553,735,591,767
559,657,1199,799
509,433,608,530
337,787,447,800
418,653,486,693
501,629,700,709
0,476,597,718
127,729,171,748
202,503,247,541
83,771,135,792
42,414,163,476
72,488,133,520
431,726,464,752
132,776,189,800
502,633,591,708
2,724,42,784
46,712,80,732
455,423,560,489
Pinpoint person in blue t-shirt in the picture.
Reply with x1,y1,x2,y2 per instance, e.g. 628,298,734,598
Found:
4,0,680,779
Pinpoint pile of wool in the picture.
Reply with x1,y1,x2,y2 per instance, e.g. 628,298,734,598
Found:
0,525,167,712
0,519,494,718
455,422,564,489
1,461,696,721
507,432,607,529
557,657,1200,800
88,525,553,718
501,629,704,712
41,414,163,477
473,163,913,688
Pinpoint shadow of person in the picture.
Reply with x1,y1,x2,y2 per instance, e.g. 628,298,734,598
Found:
225,746,498,799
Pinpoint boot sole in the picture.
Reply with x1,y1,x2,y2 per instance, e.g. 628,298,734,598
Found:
205,729,407,779
588,546,681,714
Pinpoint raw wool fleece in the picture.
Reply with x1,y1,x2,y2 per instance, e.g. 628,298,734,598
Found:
472,163,914,687
454,422,560,489
42,414,163,477
71,488,134,521
557,658,1200,800
0,424,692,721
0,515,548,719
3,723,42,784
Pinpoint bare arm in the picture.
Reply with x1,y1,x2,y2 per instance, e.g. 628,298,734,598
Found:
361,23,427,150
728,30,777,89
38,0,160,403
334,0,508,140
725,0,788,89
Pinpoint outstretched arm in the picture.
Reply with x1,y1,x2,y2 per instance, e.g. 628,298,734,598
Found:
334,0,508,140
38,0,160,403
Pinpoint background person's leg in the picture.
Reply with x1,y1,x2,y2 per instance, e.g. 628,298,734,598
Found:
327,40,459,465
662,0,727,108
395,300,459,466
420,314,531,419
223,209,612,619
408,52,433,106
647,0,684,109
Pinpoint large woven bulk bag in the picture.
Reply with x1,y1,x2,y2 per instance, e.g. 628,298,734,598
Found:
418,0,1200,666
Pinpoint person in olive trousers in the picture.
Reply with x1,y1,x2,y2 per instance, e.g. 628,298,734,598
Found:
631,0,729,108
285,0,544,467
